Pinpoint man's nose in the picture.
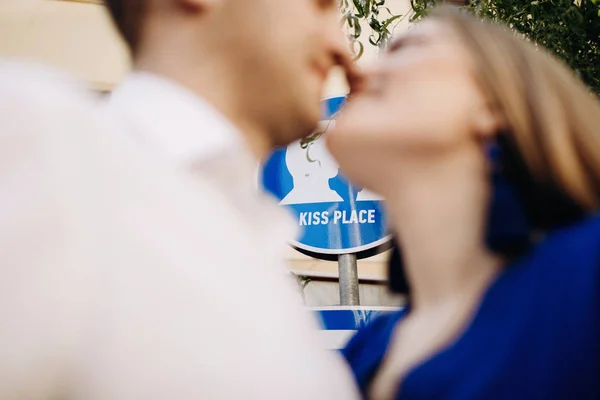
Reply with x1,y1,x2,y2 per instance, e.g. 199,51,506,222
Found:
320,10,367,94
320,9,352,66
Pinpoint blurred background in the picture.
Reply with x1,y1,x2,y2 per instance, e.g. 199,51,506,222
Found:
2,0,597,311
0,0,414,307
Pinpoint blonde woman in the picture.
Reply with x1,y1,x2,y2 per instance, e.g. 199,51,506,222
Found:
328,7,600,400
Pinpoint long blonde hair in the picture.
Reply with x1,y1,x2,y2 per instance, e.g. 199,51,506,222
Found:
431,7,600,228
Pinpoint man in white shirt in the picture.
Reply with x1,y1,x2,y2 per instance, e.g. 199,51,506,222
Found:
105,0,360,397
0,62,358,398
105,0,357,265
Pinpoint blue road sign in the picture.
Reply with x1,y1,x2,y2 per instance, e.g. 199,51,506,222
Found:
261,97,391,259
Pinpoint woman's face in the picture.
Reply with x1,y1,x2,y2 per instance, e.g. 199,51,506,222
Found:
327,20,496,191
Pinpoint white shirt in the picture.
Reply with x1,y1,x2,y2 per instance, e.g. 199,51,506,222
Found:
109,72,297,266
106,72,360,398
0,64,359,399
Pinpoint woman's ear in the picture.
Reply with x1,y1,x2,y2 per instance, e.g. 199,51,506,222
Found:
474,102,505,139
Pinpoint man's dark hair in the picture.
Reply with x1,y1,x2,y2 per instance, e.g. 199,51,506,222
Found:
104,0,147,54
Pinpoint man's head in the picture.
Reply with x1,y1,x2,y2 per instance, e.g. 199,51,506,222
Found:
104,0,352,155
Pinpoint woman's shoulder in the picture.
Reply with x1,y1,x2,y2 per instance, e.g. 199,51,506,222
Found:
543,213,600,245
530,214,600,266
341,309,407,394
510,214,600,305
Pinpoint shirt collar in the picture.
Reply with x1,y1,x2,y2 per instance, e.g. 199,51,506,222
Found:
109,71,299,243
109,71,244,165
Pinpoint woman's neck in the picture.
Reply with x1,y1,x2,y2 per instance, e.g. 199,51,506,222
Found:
382,151,503,310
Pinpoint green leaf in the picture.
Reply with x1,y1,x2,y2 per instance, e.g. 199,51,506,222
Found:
352,0,365,17
364,0,373,17
352,16,362,37
353,41,365,60
369,16,382,30
369,34,381,46
382,14,404,30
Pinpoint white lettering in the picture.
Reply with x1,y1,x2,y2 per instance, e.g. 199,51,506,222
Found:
359,210,367,223
333,211,342,224
303,209,377,226
349,210,359,224
312,212,321,225
342,211,350,224
299,212,308,226
368,209,376,224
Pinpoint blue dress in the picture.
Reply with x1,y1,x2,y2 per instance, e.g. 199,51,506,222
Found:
342,216,600,399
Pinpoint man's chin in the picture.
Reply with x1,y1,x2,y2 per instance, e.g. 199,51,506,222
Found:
306,102,323,129
271,96,322,146
300,114,322,140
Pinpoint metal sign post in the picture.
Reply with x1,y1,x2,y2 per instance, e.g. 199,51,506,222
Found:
338,253,360,306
